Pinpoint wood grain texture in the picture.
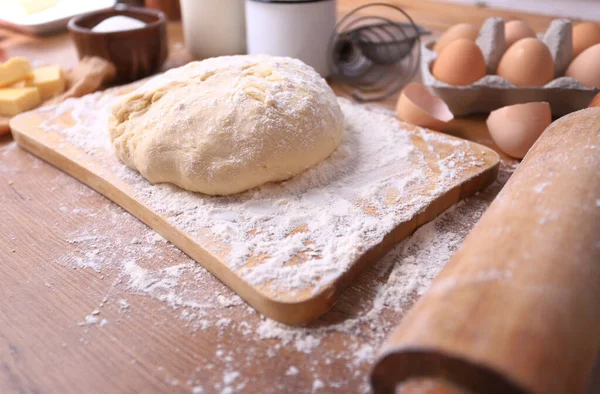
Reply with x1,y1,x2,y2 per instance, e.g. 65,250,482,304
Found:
372,108,600,394
0,1,598,393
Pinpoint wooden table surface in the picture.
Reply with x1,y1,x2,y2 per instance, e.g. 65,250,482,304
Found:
1,1,597,393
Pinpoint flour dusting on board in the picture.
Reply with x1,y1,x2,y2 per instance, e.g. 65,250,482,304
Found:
48,174,497,394
38,89,488,298
4,125,509,394
20,85,500,392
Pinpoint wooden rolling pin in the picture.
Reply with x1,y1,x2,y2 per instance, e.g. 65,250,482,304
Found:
371,107,600,394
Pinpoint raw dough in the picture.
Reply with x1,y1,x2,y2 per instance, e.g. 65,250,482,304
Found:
109,55,344,195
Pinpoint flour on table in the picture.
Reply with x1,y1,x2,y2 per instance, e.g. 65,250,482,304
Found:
285,366,299,376
312,379,325,391
39,88,487,298
49,174,499,393
24,87,511,393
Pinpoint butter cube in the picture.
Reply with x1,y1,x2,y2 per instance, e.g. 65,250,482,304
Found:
29,65,65,100
0,87,41,116
0,57,33,87
9,80,28,88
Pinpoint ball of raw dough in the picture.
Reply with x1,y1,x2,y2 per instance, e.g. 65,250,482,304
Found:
109,55,344,195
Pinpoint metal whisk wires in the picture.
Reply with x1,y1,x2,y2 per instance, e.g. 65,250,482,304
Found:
329,3,429,102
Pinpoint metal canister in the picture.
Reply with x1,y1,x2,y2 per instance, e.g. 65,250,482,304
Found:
245,0,337,77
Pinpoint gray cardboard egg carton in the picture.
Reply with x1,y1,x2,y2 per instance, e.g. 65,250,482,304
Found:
421,18,600,116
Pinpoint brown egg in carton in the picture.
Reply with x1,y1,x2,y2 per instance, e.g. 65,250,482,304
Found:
421,18,600,116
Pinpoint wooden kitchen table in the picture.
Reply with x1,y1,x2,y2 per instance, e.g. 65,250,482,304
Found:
1,1,597,393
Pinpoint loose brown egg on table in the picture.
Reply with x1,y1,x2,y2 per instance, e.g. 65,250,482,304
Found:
565,43,600,88
486,102,552,159
432,39,487,86
396,82,454,131
505,20,537,48
572,22,600,58
433,23,479,53
497,38,554,87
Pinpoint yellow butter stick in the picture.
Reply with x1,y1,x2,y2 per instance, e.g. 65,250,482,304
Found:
0,87,41,116
0,57,33,87
28,65,65,100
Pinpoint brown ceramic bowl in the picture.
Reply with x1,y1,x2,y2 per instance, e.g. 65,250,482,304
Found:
68,4,168,83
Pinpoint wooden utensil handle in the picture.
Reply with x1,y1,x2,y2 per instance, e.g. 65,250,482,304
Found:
371,108,600,394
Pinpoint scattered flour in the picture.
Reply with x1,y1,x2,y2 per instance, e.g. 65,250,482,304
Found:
38,87,487,298
79,314,100,326
534,181,551,193
312,379,325,391
10,86,519,393
223,371,240,385
50,179,499,393
285,366,299,376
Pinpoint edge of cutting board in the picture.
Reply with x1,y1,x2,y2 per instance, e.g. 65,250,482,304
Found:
10,112,500,326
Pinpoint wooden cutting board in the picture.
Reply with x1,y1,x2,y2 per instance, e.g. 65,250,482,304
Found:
10,84,499,325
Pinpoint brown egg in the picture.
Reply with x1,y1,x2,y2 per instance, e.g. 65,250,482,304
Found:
572,22,600,58
433,23,479,53
486,102,552,159
497,38,554,87
396,82,454,130
432,39,487,86
590,92,600,108
565,43,600,88
505,20,536,48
